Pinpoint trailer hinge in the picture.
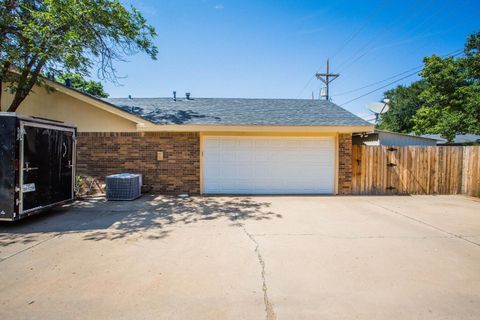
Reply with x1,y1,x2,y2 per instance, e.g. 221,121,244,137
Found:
386,163,397,167
387,147,398,152
17,127,26,140
386,186,396,190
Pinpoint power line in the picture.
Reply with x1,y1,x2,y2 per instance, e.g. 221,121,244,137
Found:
337,0,471,76
295,74,316,99
336,0,436,73
338,0,452,73
333,66,423,97
295,0,393,99
329,0,392,61
339,72,420,106
339,50,464,107
334,49,463,99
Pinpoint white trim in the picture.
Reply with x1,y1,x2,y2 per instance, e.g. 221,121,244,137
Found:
41,79,150,126
140,124,374,133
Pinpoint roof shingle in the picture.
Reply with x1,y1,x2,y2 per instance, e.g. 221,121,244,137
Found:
104,97,371,126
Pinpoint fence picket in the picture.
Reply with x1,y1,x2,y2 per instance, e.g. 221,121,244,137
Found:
351,146,479,197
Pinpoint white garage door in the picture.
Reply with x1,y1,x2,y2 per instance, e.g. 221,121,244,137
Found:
203,136,335,194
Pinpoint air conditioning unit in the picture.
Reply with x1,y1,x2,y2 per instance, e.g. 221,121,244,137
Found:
105,173,142,201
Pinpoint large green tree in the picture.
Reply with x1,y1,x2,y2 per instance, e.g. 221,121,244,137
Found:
378,32,480,142
413,34,480,141
57,73,109,98
377,81,426,133
0,0,157,112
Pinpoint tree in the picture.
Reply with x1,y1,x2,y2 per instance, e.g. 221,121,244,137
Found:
377,81,426,133
0,0,157,112
378,32,480,142
57,73,109,98
413,33,480,142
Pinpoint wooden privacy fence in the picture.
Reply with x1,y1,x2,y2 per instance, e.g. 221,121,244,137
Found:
352,146,480,197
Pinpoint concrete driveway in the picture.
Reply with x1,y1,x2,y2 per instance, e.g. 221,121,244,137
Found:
1,195,479,320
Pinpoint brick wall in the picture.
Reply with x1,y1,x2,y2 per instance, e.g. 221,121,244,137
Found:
77,132,353,196
338,133,353,195
76,132,200,194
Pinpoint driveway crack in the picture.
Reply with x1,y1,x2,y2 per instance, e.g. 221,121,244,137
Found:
365,200,480,248
238,223,276,320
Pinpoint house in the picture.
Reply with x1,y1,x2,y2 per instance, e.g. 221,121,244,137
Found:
353,130,438,146
421,134,480,146
0,79,373,195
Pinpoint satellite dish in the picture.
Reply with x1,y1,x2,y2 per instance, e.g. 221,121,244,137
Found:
367,102,390,114
367,100,390,123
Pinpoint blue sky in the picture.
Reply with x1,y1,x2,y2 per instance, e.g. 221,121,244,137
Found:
94,0,479,119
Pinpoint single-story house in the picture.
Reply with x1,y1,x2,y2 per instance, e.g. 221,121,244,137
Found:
421,134,480,146
0,79,373,195
353,130,438,146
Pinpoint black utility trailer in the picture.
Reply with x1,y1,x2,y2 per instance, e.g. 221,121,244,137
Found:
0,113,76,221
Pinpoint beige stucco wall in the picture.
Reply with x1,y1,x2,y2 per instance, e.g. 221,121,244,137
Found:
1,85,138,132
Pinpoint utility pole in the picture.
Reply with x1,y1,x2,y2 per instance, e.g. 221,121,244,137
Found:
315,59,339,101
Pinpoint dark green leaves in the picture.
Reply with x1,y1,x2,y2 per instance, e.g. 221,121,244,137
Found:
1,0,157,111
57,72,109,98
378,32,480,142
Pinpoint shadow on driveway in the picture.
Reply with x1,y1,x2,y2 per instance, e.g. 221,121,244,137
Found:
0,195,280,246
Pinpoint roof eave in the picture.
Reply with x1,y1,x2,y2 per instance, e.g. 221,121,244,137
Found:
41,79,155,127
138,124,375,133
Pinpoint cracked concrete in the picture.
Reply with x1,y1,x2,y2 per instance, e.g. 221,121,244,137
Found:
0,195,479,319
238,223,277,320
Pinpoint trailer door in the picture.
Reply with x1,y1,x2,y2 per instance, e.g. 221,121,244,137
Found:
20,122,75,214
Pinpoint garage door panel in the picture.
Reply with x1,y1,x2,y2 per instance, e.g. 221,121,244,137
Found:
203,136,335,194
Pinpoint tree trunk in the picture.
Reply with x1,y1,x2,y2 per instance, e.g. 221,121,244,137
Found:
0,81,3,111
0,61,11,111
7,58,47,112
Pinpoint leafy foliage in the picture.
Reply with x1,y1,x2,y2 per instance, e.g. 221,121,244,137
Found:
57,73,109,98
413,33,480,142
0,0,157,111
377,81,425,133
378,32,480,142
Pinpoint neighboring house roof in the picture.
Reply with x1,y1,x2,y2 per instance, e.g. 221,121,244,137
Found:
375,130,439,141
353,130,438,141
103,97,371,126
353,130,438,146
421,134,480,144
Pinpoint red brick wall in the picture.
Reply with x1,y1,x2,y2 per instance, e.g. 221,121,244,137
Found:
338,133,353,195
76,132,200,194
76,132,353,195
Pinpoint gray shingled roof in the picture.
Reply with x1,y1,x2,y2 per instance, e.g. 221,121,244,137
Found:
103,97,371,126
422,134,480,144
